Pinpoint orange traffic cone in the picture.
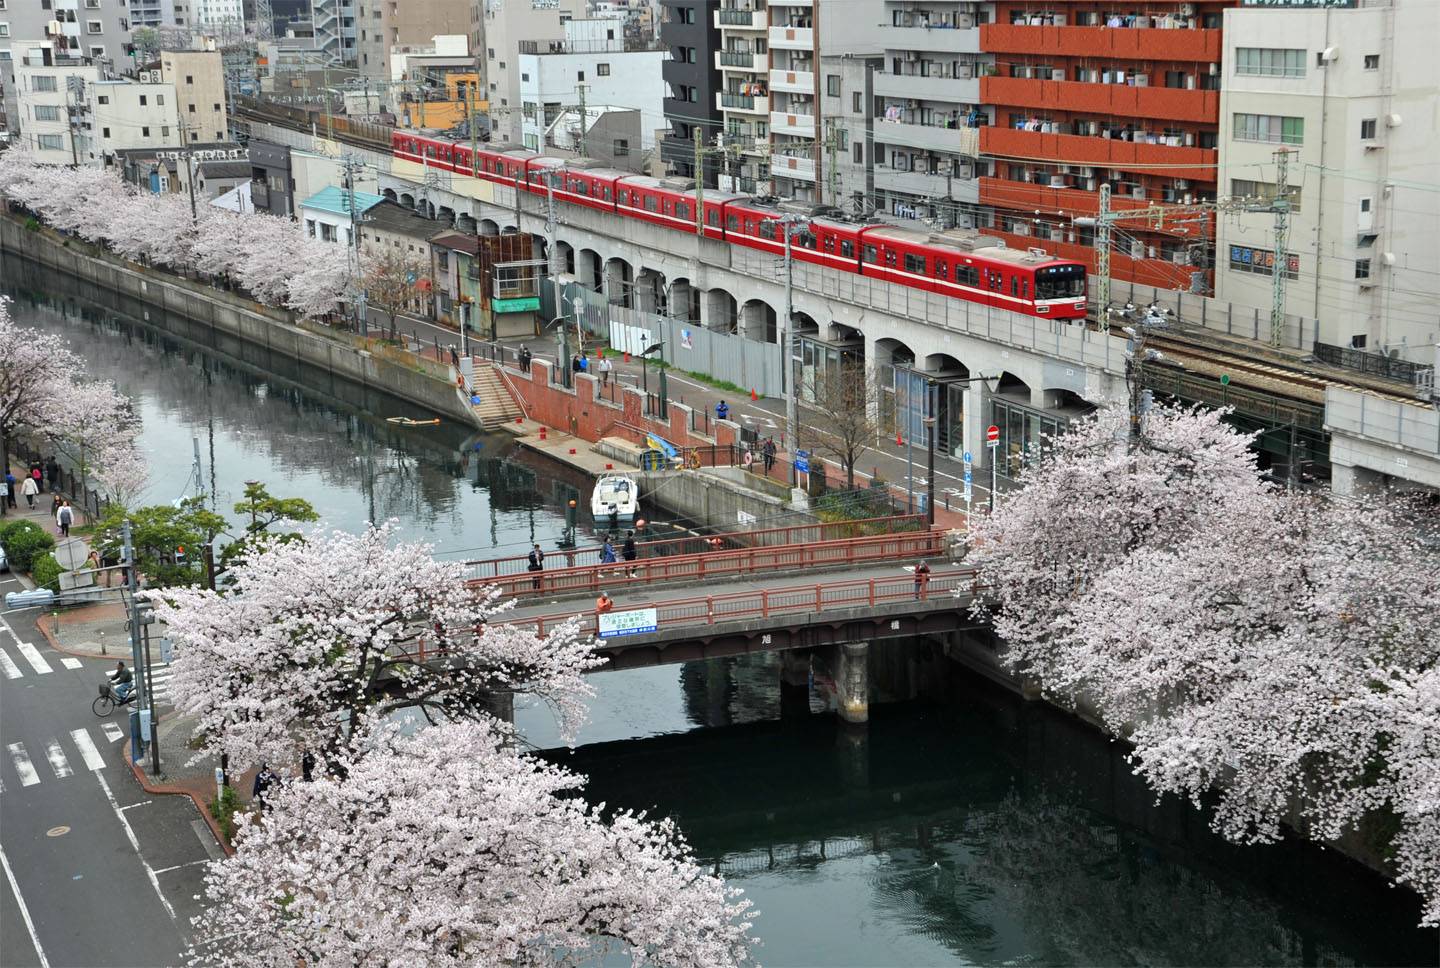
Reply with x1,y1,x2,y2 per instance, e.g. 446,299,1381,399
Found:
624,351,631,363
750,388,757,402
896,431,903,446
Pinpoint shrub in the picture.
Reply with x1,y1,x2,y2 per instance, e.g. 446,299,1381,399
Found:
2,520,56,572
209,784,243,844
30,552,62,591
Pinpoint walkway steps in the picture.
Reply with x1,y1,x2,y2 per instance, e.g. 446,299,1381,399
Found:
469,363,525,428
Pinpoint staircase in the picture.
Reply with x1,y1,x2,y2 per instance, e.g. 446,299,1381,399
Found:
468,362,526,428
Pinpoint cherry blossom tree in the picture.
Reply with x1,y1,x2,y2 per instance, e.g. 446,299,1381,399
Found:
146,524,603,770
0,296,84,474
970,401,1440,924
189,719,756,967
45,378,133,499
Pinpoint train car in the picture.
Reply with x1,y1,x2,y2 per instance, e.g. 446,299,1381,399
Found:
615,176,699,232
557,164,624,213
699,193,743,242
718,198,793,257
808,218,862,273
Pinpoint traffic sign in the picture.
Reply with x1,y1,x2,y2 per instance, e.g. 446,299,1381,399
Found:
794,449,810,474
963,469,972,483
986,425,999,445
962,451,972,464
1220,374,1231,386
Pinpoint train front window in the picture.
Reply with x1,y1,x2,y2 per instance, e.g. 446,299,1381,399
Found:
1035,265,1086,300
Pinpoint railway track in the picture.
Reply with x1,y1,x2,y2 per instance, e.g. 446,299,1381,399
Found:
1149,338,1334,402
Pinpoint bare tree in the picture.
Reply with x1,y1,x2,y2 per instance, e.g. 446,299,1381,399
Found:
362,249,429,340
802,360,879,489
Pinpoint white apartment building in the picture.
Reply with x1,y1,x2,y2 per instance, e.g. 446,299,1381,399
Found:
1215,0,1439,362
714,0,879,201
79,75,180,164
871,0,990,224
517,18,663,153
12,52,98,162
482,0,587,145
190,0,242,29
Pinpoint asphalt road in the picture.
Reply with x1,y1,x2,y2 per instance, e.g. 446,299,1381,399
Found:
0,569,221,968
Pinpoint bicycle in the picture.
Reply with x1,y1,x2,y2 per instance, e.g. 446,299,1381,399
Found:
92,681,137,717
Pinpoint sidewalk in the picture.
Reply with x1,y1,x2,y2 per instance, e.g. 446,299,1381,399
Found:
2,463,97,577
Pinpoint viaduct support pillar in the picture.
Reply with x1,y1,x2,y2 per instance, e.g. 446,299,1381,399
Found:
780,649,810,720
836,641,870,725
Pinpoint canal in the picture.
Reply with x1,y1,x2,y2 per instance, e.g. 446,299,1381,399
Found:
4,285,1436,966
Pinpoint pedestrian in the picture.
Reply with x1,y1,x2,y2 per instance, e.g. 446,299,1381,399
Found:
715,399,729,422
252,763,277,811
762,437,777,475
84,548,103,583
44,456,59,491
598,354,612,386
518,344,532,373
301,750,316,783
913,559,931,600
4,471,16,509
599,537,617,571
527,542,545,591
19,473,37,509
595,590,614,615
578,352,589,373
572,354,583,374
741,447,754,471
30,463,44,494
622,529,637,577
56,500,74,538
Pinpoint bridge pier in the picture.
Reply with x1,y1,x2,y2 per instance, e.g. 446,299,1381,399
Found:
780,649,811,720
836,641,870,726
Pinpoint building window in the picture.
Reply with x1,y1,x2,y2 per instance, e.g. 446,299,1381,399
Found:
613,137,629,156
142,126,150,136
156,94,164,104
1230,178,1301,213
139,94,147,105
0,23,9,37
1363,54,1380,70
521,72,528,82
38,134,64,150
162,125,169,136
596,63,609,76
33,104,59,121
87,19,102,32
188,103,195,112
1234,47,1304,78
97,95,108,104
852,91,862,114
213,102,220,111
576,69,584,81
32,75,57,92
1360,117,1376,140
853,143,862,163
101,125,110,137
1354,258,1371,280
826,74,840,97
185,74,193,84
1233,113,1304,145
1357,233,1377,248
320,223,336,242
1228,244,1299,279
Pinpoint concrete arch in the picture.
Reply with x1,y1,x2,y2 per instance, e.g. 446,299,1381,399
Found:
738,298,777,343
399,191,416,209
702,287,737,333
577,248,603,290
633,268,664,314
604,257,633,308
501,224,519,234
666,277,698,323
421,200,436,220
455,213,476,234
791,311,821,339
556,240,576,277
923,352,969,377
479,218,500,236
438,205,455,227
382,188,398,203
873,337,915,367
994,370,1032,398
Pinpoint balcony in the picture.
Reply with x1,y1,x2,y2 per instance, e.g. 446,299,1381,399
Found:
770,110,816,137
874,166,979,202
981,75,1218,125
716,49,762,72
979,126,1216,182
715,7,766,30
769,67,814,94
978,177,1215,238
980,23,1222,63
773,155,815,182
873,71,978,105
874,118,976,154
768,24,814,49
876,24,980,55
719,90,769,115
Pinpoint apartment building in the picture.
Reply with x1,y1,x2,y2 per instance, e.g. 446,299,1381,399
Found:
658,0,721,185
11,50,98,161
819,50,882,216
191,0,241,28
516,19,663,153
78,74,180,163
355,0,469,82
1,0,133,137
976,1,1227,291
712,0,768,193
159,48,227,142
482,0,587,145
1215,0,1437,361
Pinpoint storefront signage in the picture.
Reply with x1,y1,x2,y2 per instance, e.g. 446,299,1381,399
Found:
491,296,541,313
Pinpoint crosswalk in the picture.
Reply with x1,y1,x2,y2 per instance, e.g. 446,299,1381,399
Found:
0,638,174,705
0,724,122,793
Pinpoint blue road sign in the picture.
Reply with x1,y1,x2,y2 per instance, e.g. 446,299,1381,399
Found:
962,451,972,464
794,449,810,473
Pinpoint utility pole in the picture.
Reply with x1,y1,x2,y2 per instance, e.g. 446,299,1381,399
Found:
1094,183,1111,328
575,82,587,157
768,213,804,484
692,126,704,237
824,117,838,208
544,169,570,387
342,155,368,335
179,116,198,222
467,86,478,178
122,522,148,765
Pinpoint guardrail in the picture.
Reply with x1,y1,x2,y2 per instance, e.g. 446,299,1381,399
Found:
500,566,982,639
464,513,925,579
486,529,945,598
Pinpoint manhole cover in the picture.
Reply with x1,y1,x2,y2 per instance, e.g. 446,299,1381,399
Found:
46,826,70,837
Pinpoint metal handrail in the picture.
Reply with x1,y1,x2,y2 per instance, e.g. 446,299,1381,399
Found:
487,360,531,420
463,514,926,577
487,530,945,598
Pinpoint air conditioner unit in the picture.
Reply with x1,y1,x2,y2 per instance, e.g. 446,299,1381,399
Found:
1049,175,1066,187
1132,73,1149,87
957,64,973,79
1130,241,1144,259
1086,177,1098,191
1385,113,1403,127
957,13,974,28
958,162,974,178
1080,167,1095,178
1051,69,1064,81
1059,164,1072,174
1175,179,1189,189
1320,46,1339,62
1173,250,1190,265
1131,185,1145,199
1180,2,1196,14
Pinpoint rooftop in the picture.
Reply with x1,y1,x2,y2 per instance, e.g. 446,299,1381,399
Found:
300,185,385,217
363,200,440,240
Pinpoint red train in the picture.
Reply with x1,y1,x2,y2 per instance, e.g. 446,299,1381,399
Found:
392,132,1088,320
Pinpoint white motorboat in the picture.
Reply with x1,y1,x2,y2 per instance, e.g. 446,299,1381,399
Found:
591,474,638,525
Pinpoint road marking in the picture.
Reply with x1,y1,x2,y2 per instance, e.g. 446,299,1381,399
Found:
96,772,178,924
59,657,83,670
0,842,51,968
44,740,73,779
101,723,124,743
0,648,20,679
152,858,209,875
119,800,153,811
69,728,107,772
7,743,40,786
13,640,52,675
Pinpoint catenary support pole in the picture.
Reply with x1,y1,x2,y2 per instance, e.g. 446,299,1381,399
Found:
122,522,147,764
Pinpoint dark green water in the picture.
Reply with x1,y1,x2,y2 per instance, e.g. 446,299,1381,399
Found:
5,276,1435,966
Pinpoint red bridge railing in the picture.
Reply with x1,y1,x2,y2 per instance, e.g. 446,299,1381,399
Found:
464,514,926,581
485,530,946,598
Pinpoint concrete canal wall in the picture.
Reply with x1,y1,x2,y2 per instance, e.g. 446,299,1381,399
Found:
0,215,476,426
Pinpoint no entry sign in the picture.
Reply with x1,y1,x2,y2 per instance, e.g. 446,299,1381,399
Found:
986,425,999,445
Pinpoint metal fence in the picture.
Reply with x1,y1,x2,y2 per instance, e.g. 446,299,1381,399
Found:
1314,341,1435,394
